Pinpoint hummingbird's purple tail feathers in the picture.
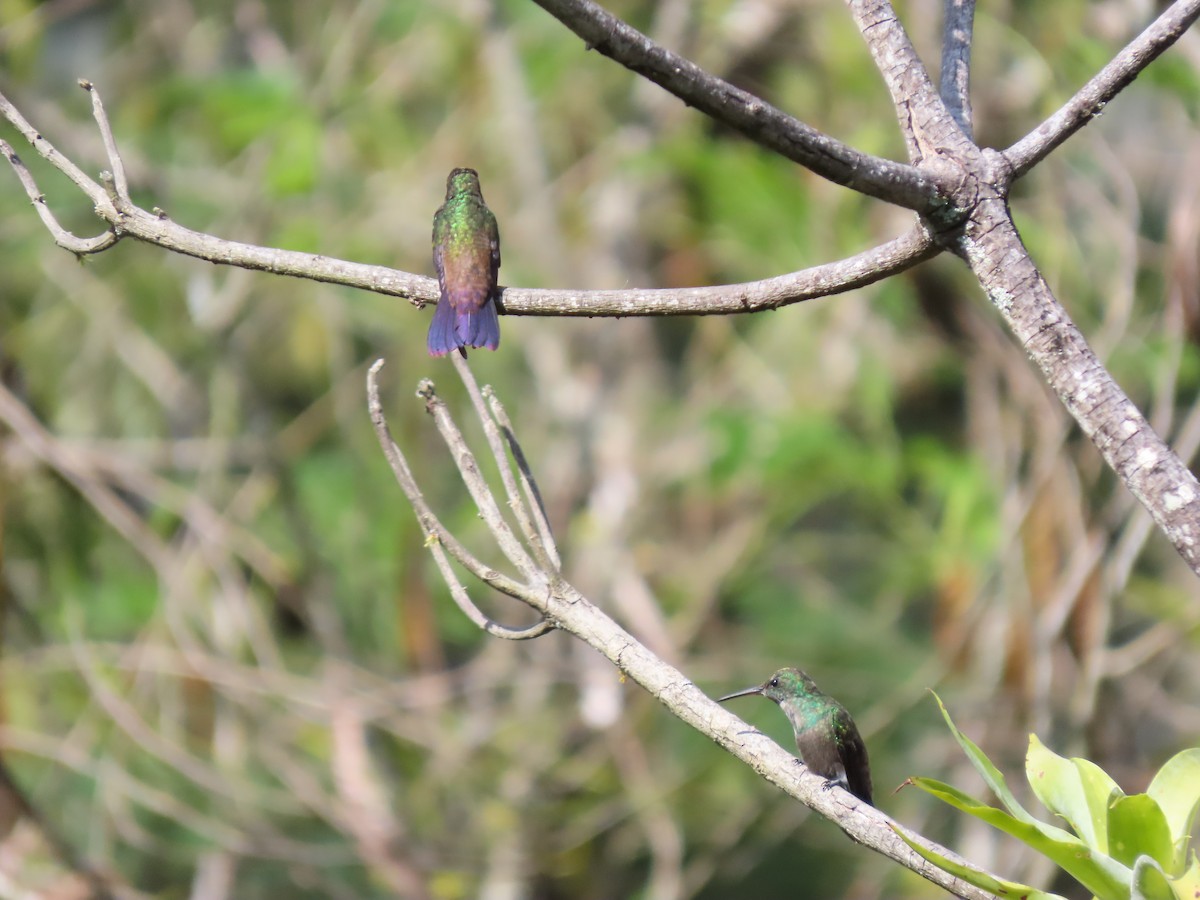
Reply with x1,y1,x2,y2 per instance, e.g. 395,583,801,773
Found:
426,294,500,357
426,297,461,357
461,297,501,351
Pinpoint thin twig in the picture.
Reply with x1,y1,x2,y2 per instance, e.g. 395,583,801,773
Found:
450,353,559,573
80,79,130,204
417,380,542,581
482,386,562,571
1004,0,1200,178
0,138,117,253
939,0,975,138
366,361,554,640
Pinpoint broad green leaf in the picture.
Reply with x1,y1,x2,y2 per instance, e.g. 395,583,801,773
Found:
932,693,1039,825
889,823,1069,900
1166,855,1200,899
1026,734,1119,850
1074,757,1123,852
1147,749,1200,873
1131,855,1175,900
1108,795,1174,871
909,777,1131,899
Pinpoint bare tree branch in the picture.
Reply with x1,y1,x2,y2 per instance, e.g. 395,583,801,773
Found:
367,363,998,900
367,361,554,641
842,0,971,162
500,223,939,316
449,353,562,573
939,0,975,138
0,84,938,319
959,161,1200,574
1004,0,1200,178
526,0,945,211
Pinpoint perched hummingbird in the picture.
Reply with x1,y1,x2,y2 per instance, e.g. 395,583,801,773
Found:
427,167,501,358
718,667,873,805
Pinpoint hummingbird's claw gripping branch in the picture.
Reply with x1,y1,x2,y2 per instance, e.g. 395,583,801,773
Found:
367,361,554,640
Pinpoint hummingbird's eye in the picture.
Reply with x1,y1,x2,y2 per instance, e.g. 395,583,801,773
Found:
769,678,779,687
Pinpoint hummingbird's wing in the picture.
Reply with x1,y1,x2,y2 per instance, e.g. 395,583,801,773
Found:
830,707,872,805
489,208,501,278
427,212,461,356
794,707,873,806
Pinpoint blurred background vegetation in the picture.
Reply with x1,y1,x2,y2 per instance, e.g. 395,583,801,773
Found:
1,0,1199,897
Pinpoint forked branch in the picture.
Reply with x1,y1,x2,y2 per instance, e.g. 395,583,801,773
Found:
366,360,1004,900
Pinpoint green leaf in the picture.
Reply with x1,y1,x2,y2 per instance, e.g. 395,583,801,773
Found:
931,693,1040,825
1147,748,1200,873
1166,855,1200,900
1026,734,1119,851
1073,757,1124,851
889,823,1069,900
1130,855,1175,900
907,777,1131,899
1108,795,1174,871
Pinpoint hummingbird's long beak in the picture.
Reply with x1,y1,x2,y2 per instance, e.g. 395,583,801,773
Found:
717,685,763,702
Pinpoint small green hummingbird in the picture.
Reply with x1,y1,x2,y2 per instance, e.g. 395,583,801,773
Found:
427,167,501,358
718,667,873,805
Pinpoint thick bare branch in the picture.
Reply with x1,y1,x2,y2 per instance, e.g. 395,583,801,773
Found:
939,0,975,138
527,0,945,211
1005,0,1200,178
959,159,1200,575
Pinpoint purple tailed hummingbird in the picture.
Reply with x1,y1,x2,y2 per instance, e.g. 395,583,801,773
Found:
427,167,501,357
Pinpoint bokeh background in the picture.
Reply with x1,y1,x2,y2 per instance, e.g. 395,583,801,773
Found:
2,1,1200,897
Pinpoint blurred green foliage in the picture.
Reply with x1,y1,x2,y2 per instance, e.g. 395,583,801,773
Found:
0,1,1198,898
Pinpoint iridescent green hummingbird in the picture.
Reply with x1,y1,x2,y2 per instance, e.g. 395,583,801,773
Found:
718,667,873,805
427,167,501,357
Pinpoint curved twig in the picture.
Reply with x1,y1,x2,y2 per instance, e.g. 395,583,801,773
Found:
1,83,939,317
